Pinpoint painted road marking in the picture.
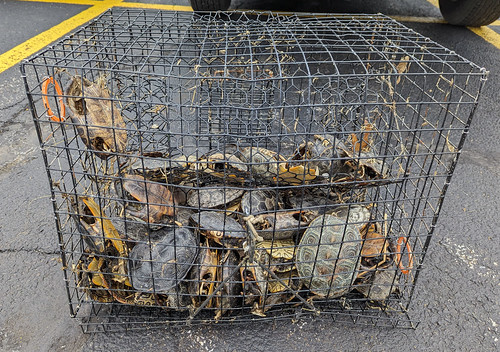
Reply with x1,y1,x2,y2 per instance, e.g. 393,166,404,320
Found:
468,26,500,49
18,0,97,4
0,0,124,74
19,0,192,11
426,0,439,8
1,0,499,74
118,2,192,11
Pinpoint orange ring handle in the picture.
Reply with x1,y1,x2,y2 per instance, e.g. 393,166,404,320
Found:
41,76,66,122
396,236,414,275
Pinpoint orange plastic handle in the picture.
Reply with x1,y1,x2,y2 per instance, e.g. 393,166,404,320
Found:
41,76,66,122
396,236,414,275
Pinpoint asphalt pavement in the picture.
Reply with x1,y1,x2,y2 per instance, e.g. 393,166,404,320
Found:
0,0,499,351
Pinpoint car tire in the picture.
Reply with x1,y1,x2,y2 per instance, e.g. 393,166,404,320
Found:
439,0,500,26
189,0,231,11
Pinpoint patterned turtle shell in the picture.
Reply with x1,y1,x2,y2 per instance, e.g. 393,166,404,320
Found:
128,227,198,293
297,214,361,298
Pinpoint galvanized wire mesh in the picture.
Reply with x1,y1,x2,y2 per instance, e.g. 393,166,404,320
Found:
22,9,486,332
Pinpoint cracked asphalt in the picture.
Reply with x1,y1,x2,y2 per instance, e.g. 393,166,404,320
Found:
0,0,499,351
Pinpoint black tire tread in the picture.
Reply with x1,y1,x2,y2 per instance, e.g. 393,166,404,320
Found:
439,0,500,26
189,0,231,11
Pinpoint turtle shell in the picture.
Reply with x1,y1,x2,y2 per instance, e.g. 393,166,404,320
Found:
297,215,361,298
193,152,248,181
294,134,343,175
327,205,371,228
119,174,175,223
187,188,243,209
216,250,242,317
287,192,340,217
239,147,283,180
241,190,281,215
255,239,296,273
190,211,246,247
65,75,127,159
253,211,308,240
355,264,398,301
266,270,300,293
128,227,198,292
338,142,388,178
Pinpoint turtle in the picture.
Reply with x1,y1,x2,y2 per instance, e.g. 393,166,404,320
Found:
264,270,300,294
215,250,242,319
249,249,301,314
326,204,372,229
70,211,105,254
240,146,318,185
128,226,198,293
258,269,300,314
186,187,244,210
192,152,249,184
239,146,284,181
116,174,177,229
255,239,296,274
164,281,192,309
190,211,246,247
292,134,344,176
128,153,196,183
355,264,399,301
241,189,282,216
359,223,388,260
65,75,127,159
241,189,308,240
273,162,319,185
296,214,362,298
250,210,309,240
286,191,341,219
76,256,114,303
189,241,219,308
252,239,297,294
172,207,195,227
337,138,389,179
240,266,262,306
247,239,299,312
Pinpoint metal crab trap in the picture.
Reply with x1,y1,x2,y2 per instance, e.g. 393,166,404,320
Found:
21,9,486,332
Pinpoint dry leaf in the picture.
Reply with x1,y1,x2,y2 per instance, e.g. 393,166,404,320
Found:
396,55,411,84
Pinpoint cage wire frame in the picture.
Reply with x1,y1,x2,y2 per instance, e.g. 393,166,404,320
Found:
21,9,487,332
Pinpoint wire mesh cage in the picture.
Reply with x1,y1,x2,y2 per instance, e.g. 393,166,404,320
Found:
22,9,487,332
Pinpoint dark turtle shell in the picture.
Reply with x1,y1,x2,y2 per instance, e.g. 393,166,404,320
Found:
355,264,398,301
297,214,361,298
128,227,198,293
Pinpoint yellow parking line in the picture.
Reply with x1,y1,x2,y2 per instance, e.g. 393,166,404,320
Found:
1,0,498,75
18,0,99,5
425,0,439,7
0,0,124,74
0,0,194,74
18,0,192,10
468,26,500,49
118,2,192,11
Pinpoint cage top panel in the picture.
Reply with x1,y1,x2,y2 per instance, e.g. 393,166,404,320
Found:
22,9,485,81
